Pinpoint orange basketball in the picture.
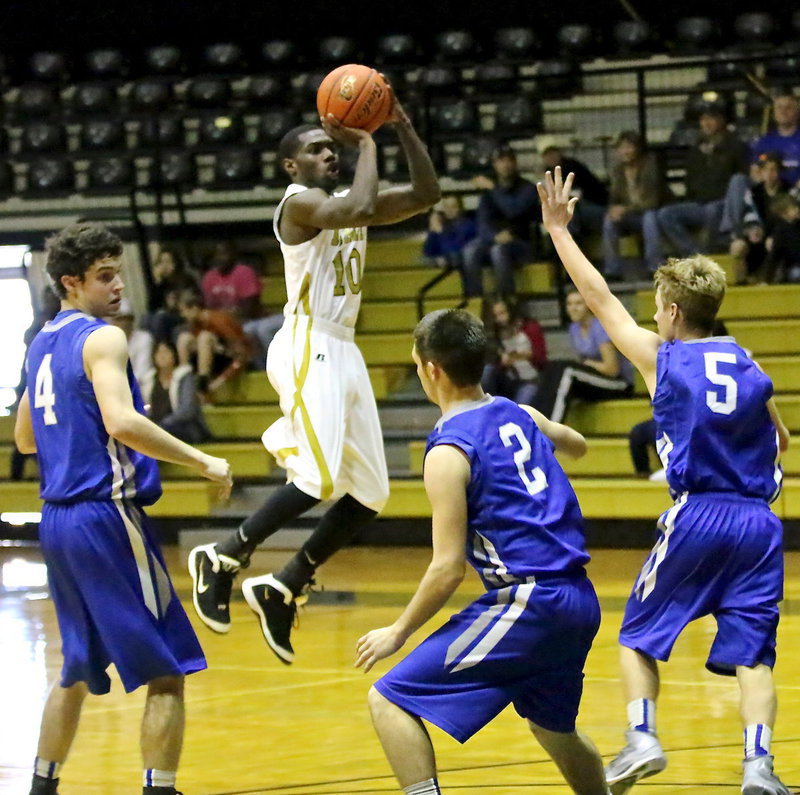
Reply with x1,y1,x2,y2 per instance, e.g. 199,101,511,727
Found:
316,64,391,134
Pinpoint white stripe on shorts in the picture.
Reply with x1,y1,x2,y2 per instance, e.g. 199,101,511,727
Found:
444,587,512,667
113,502,171,619
635,492,688,602
106,437,125,500
450,584,536,673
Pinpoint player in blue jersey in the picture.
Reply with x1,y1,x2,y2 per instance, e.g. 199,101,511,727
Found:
355,309,611,795
14,223,233,795
538,168,791,795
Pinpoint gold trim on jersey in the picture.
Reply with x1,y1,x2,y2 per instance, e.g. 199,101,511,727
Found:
291,309,334,500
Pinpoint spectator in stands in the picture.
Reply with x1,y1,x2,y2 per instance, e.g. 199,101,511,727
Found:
147,248,199,343
540,143,608,242
729,153,788,283
481,299,544,405
107,298,153,385
657,107,749,258
140,341,210,444
602,131,668,280
422,195,477,286
533,289,633,423
721,90,800,237
461,145,540,298
176,291,252,395
761,194,800,284
201,241,262,320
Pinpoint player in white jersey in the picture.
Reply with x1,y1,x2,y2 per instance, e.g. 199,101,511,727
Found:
189,90,441,664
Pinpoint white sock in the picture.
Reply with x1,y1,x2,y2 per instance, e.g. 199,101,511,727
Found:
627,698,656,733
143,769,177,788
34,757,61,780
403,778,441,795
744,724,772,758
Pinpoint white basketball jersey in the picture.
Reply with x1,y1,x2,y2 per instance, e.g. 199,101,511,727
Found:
273,183,368,328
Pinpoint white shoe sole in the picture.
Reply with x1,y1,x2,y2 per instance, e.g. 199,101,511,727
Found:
607,754,667,786
188,546,230,634
242,576,295,665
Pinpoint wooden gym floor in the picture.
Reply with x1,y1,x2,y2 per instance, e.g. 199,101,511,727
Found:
1,544,799,794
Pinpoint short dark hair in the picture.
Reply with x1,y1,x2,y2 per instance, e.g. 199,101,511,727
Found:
277,124,321,164
758,151,783,169
46,223,123,298
178,289,204,309
614,130,644,153
413,309,488,388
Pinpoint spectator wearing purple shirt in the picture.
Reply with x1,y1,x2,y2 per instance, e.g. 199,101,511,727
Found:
533,290,633,423
461,145,540,298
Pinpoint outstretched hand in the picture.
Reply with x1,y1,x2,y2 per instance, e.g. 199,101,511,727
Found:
320,113,373,148
537,166,578,232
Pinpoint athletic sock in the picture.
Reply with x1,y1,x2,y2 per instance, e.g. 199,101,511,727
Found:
744,724,772,758
403,778,442,795
216,483,319,562
275,550,317,597
627,698,657,734
143,769,177,789
30,758,60,795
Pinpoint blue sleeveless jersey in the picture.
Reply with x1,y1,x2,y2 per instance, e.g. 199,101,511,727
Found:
425,395,589,589
653,337,781,502
26,309,161,504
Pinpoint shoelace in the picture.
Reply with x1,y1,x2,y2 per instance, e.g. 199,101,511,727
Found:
291,578,323,628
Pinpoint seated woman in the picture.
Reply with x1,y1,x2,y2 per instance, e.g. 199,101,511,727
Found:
140,341,211,444
533,289,633,423
481,299,543,405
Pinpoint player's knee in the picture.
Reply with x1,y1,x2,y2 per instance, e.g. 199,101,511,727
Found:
367,685,391,719
147,674,185,697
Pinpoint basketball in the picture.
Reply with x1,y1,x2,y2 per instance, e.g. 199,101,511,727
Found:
316,64,392,134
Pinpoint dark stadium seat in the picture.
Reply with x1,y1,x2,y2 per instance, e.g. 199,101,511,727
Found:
202,43,244,73
213,148,259,187
435,30,477,63
26,157,74,194
452,135,499,179
71,83,117,115
80,118,125,150
493,95,542,134
674,17,717,54
14,84,58,118
246,75,285,108
613,20,653,55
198,113,245,146
473,62,516,94
536,59,580,98
129,79,175,111
86,155,135,191
0,128,9,154
260,40,296,68
734,12,775,46
301,70,329,101
0,161,14,195
85,49,127,79
138,115,184,148
29,52,68,83
419,65,460,97
185,77,232,109
764,47,800,79
318,37,358,64
375,34,417,65
143,46,184,76
557,25,595,59
20,121,66,154
258,109,301,143
152,151,196,188
705,52,749,87
494,27,539,61
431,99,479,134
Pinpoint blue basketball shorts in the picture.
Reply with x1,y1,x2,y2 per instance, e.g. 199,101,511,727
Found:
619,493,783,675
40,499,207,695
374,573,600,742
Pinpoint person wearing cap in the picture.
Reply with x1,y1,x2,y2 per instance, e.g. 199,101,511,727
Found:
602,131,670,279
461,145,540,298
657,106,749,258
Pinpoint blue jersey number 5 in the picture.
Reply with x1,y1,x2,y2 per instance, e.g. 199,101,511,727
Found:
704,352,738,415
499,422,548,495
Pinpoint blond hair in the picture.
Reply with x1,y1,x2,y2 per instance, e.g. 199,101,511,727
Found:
653,255,726,333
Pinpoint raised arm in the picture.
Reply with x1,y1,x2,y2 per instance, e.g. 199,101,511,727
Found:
84,325,232,495
519,404,587,459
355,443,468,672
767,397,790,452
370,96,441,226
538,167,663,396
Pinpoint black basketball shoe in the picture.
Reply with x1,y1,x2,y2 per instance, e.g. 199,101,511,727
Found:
241,573,298,664
188,543,241,633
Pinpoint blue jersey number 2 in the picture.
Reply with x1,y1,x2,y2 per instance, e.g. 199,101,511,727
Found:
499,422,548,496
